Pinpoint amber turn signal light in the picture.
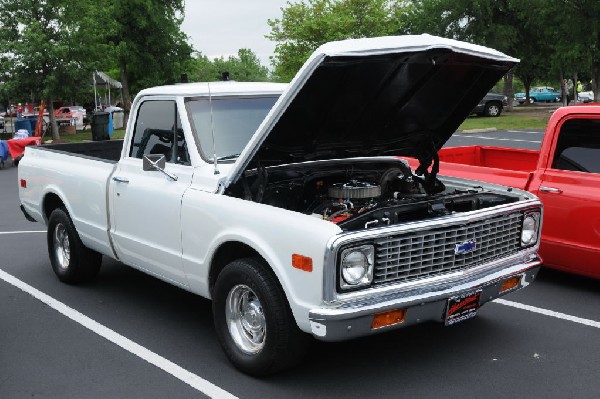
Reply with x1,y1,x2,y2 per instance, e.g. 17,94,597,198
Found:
371,309,407,329
292,254,313,272
500,276,521,293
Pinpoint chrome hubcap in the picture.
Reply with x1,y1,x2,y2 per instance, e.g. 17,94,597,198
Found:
54,223,70,270
225,284,266,354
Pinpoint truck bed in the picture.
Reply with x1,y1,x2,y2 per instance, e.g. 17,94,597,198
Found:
19,141,122,257
42,140,124,162
405,146,538,190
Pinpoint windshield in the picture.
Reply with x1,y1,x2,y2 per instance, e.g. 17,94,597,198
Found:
186,96,279,162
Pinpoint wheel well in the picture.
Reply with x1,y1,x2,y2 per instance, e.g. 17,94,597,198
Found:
209,242,263,295
43,193,65,221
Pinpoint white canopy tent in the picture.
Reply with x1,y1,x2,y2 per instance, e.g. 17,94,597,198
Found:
93,71,123,109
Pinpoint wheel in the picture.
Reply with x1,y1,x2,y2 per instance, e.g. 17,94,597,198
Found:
47,207,102,284
529,97,536,103
212,258,310,376
483,102,502,117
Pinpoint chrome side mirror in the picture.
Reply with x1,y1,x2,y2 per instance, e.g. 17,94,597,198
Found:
142,154,178,181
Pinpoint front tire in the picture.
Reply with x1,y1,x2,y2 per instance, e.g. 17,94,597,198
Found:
47,207,102,284
212,258,310,376
483,102,502,117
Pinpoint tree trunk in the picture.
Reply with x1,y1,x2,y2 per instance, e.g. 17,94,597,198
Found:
119,57,132,130
503,71,514,111
592,61,600,102
46,98,60,141
573,73,578,103
560,71,568,106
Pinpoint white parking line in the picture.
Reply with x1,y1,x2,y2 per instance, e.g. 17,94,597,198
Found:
0,230,46,235
0,269,238,399
494,299,600,329
506,130,545,134
455,135,541,144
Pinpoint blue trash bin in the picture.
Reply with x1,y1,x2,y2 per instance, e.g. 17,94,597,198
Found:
28,117,38,134
108,113,114,137
14,119,31,136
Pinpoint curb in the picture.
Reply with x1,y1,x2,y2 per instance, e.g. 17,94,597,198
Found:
459,127,497,134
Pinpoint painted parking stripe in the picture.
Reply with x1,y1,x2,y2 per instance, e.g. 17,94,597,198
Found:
455,135,541,144
0,269,238,399
0,230,46,235
506,130,544,134
495,299,600,329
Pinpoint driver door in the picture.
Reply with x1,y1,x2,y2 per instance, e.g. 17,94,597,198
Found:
109,99,193,287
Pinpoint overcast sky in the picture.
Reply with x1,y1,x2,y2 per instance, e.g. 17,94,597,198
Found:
181,0,289,67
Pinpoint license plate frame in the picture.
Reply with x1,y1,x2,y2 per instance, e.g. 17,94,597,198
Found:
445,290,482,326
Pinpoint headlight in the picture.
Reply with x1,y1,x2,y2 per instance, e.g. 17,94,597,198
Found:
340,245,374,289
521,211,541,246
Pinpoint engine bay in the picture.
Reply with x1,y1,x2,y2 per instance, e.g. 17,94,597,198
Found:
227,158,520,232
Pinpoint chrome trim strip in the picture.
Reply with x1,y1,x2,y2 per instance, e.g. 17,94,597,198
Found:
314,258,541,318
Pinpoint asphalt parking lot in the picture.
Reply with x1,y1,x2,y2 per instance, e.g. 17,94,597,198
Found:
1,131,599,398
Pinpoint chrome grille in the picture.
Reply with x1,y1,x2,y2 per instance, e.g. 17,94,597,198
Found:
373,213,523,285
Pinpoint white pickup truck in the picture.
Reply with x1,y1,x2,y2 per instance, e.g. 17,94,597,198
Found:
18,35,542,376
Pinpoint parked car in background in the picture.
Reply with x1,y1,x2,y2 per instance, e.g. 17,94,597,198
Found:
4,106,17,117
578,91,594,103
55,106,86,120
515,87,560,104
472,92,508,117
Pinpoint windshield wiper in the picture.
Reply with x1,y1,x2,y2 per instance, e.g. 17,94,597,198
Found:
216,154,240,162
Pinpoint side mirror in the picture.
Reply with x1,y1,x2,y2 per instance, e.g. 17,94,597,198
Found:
143,154,166,171
142,154,178,181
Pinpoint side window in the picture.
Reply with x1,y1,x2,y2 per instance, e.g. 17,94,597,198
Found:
552,119,600,173
129,100,190,165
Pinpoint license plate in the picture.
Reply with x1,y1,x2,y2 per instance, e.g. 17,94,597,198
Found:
445,290,482,326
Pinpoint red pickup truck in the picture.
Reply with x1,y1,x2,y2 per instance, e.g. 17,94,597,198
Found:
406,105,600,279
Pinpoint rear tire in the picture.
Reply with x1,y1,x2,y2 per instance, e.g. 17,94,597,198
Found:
47,207,102,284
212,257,310,376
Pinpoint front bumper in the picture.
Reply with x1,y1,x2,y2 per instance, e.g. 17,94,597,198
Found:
309,257,541,341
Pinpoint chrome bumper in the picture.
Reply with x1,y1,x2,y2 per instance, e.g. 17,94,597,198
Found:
308,257,541,341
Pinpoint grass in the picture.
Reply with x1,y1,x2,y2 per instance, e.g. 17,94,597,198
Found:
459,111,551,131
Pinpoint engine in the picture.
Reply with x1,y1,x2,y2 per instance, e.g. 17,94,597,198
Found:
228,158,520,232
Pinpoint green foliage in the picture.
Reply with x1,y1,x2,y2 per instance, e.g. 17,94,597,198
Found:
267,0,411,81
0,0,107,102
103,0,192,105
188,49,270,82
0,0,110,138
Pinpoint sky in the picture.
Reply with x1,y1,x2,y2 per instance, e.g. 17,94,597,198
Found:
181,0,290,67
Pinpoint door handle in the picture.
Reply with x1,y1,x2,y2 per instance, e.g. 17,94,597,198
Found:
112,176,129,184
539,186,562,194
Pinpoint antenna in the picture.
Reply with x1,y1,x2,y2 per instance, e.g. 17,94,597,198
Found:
208,83,220,175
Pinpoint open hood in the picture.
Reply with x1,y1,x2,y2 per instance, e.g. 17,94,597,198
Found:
225,35,518,188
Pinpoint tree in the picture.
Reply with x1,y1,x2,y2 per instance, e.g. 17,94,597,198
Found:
560,1,600,101
267,0,411,82
408,0,553,108
104,0,192,121
0,0,107,140
187,49,270,83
